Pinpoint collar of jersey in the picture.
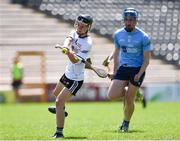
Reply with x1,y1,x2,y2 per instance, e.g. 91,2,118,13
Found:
124,27,137,35
78,34,89,38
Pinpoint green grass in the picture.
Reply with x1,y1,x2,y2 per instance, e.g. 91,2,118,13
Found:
0,102,180,140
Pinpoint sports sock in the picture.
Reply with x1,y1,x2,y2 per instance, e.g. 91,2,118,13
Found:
123,120,129,127
56,127,63,134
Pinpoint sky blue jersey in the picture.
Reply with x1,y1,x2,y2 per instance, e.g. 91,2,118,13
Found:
114,27,153,67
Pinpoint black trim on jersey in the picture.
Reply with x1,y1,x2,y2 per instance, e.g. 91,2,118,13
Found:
78,35,89,38
81,50,89,53
76,54,86,63
66,36,73,39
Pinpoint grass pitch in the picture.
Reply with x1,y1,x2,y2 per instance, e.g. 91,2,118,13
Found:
0,102,180,140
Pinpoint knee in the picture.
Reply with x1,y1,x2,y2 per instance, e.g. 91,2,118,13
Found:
108,90,125,100
55,97,65,108
108,93,120,100
107,94,113,100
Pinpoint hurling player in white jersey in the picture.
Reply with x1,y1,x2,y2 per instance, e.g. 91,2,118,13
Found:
48,14,93,138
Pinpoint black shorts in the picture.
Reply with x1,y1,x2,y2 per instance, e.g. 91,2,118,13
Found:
113,66,145,87
60,74,83,96
12,80,22,90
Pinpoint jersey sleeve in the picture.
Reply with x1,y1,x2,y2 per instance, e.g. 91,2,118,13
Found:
114,32,120,49
143,35,153,52
68,30,75,39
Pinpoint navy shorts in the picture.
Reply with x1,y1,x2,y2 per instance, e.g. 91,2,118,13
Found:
60,74,83,96
12,80,22,90
113,66,145,87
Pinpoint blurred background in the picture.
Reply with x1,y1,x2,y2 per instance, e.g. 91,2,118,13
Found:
0,0,180,104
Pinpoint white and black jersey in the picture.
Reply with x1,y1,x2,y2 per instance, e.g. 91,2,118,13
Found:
65,30,92,81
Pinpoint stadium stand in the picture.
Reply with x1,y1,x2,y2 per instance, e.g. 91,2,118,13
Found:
35,0,180,68
0,0,179,90
0,0,113,87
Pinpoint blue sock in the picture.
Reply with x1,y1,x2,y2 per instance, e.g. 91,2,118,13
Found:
123,120,129,127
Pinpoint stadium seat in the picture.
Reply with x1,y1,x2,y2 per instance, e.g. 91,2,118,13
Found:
1,0,179,88
8,0,180,68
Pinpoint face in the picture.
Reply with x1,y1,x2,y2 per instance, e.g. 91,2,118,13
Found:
75,21,89,36
124,16,137,32
14,57,19,64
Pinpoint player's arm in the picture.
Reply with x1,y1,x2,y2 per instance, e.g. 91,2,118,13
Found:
66,52,80,64
108,51,114,62
113,47,120,74
134,35,152,81
62,37,72,48
62,37,80,64
107,48,118,80
140,51,151,74
112,32,120,74
134,51,151,81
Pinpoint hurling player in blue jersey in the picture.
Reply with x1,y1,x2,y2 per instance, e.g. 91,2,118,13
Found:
107,8,153,132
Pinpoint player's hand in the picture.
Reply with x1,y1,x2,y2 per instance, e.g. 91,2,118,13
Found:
107,72,114,80
61,47,69,55
134,74,141,82
54,44,69,55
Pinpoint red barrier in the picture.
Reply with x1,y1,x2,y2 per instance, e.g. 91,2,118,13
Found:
47,83,110,102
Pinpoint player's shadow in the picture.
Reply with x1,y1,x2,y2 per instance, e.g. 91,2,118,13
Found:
128,130,145,133
104,129,145,133
64,136,87,139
